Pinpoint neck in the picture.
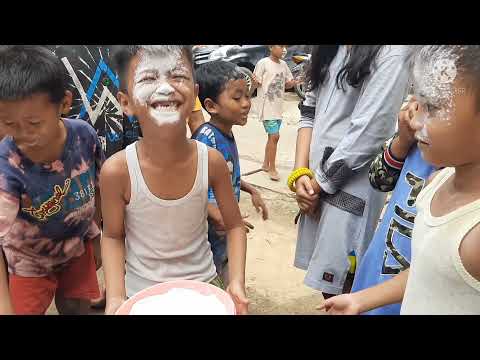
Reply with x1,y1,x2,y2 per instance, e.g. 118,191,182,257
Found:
139,123,191,166
209,117,233,135
452,162,480,193
270,55,280,63
21,119,66,163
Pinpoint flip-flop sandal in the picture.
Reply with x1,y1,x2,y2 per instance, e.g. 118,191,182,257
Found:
269,173,280,181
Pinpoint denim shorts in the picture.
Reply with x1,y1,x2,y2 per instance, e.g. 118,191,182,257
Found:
263,119,282,135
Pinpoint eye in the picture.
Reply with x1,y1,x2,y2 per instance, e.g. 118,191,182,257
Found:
425,103,440,113
171,73,189,81
140,76,156,83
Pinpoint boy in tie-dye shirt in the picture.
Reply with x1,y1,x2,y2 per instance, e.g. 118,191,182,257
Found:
0,46,105,315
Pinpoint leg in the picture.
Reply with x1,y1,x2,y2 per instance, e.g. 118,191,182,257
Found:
55,296,90,315
267,133,280,181
8,274,56,315
262,139,270,171
57,240,100,314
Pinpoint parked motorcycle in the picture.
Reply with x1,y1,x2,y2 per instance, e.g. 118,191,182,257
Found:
290,53,311,100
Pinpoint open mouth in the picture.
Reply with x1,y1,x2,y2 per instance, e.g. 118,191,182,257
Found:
149,100,178,112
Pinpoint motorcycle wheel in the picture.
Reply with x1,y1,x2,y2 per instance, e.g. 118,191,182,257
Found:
294,82,306,100
237,66,254,95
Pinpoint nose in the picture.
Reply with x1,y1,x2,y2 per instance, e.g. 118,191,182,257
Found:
242,97,251,110
154,82,174,96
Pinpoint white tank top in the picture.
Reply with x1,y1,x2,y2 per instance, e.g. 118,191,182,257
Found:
401,167,480,314
124,140,217,297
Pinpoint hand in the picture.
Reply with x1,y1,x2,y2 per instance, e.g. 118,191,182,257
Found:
251,191,269,220
295,175,320,215
251,74,261,87
227,280,249,315
397,98,419,149
317,294,361,315
105,296,126,315
242,214,254,233
209,212,226,233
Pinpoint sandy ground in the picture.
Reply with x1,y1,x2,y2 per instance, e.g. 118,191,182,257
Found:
47,92,326,315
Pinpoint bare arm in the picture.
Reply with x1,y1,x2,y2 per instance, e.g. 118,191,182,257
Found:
294,88,317,170
241,180,268,220
99,152,128,315
294,127,312,170
209,149,248,314
0,248,13,314
0,190,19,315
320,269,410,314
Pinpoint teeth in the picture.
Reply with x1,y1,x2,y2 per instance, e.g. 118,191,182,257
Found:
152,103,177,112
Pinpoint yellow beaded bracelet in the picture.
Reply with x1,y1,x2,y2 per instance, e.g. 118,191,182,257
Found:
287,167,314,192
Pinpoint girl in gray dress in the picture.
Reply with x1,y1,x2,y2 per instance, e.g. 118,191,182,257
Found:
292,45,411,298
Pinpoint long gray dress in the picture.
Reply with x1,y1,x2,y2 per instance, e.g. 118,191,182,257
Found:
294,45,411,294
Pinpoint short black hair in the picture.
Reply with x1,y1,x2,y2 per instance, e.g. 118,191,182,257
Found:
413,45,480,111
0,45,68,104
111,45,194,91
196,60,245,110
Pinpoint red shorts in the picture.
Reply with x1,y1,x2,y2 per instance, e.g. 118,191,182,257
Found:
9,240,100,315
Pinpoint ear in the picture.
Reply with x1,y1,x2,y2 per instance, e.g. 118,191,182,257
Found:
194,83,199,101
203,98,218,115
117,91,135,117
60,90,73,115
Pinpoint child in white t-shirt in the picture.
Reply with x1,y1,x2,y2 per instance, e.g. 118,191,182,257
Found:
253,45,299,181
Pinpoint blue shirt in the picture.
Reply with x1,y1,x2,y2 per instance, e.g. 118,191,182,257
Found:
192,122,241,267
351,146,436,315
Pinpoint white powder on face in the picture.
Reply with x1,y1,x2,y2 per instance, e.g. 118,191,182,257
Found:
129,288,229,315
412,46,462,141
132,46,190,126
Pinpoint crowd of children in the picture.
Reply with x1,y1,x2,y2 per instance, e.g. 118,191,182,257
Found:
0,44,479,315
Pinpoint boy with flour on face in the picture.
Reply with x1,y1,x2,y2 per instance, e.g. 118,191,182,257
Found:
321,45,480,315
100,45,248,315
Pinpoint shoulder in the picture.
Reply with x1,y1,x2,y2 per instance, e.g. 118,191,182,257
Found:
65,118,98,140
100,149,128,184
192,123,217,146
458,221,480,283
256,58,268,66
0,137,14,159
376,45,412,64
207,147,228,174
0,138,20,171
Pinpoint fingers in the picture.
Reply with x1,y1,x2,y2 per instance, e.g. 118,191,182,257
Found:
243,220,254,230
227,285,250,315
261,203,269,220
